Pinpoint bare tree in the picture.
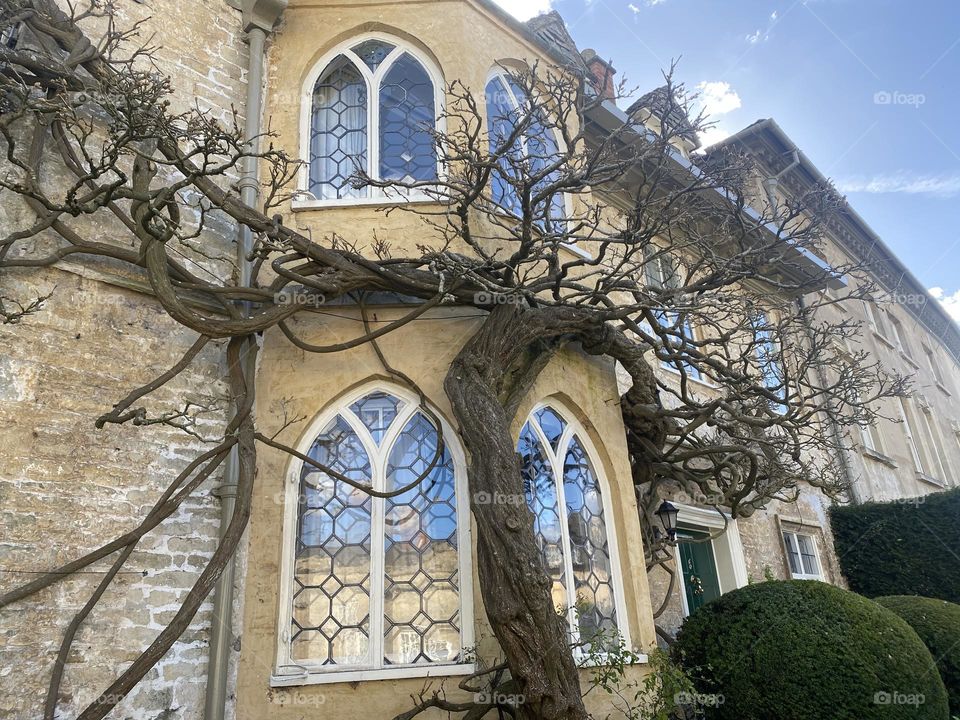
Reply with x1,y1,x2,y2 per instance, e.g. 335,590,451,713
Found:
0,2,904,719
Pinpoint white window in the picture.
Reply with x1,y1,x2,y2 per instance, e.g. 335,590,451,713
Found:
299,34,443,204
863,299,889,339
485,69,566,230
782,531,822,580
517,404,629,652
898,397,928,475
645,251,702,381
919,405,951,483
888,315,913,361
750,311,787,413
275,386,472,684
860,415,886,455
923,345,947,388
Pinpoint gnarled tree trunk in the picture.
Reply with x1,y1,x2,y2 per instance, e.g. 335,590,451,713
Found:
445,304,588,720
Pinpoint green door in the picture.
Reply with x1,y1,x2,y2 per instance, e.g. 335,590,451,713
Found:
677,529,722,613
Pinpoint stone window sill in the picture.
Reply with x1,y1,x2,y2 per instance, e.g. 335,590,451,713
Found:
862,447,898,468
271,662,477,687
916,472,945,488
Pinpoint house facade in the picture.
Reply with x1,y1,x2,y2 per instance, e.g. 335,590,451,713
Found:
1,1,958,719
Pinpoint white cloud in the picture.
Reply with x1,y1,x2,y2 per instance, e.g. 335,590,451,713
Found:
628,2,641,12
490,0,554,20
771,10,779,20
696,81,742,117
836,173,960,198
929,287,960,323
698,125,732,150
746,29,763,44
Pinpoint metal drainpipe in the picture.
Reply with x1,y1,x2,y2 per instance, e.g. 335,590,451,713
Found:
796,296,858,502
204,6,277,718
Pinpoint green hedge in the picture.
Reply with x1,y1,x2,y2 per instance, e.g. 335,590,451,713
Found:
830,488,960,604
673,580,949,720
876,596,960,717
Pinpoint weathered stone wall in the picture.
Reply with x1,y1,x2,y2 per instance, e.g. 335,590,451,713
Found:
0,0,250,717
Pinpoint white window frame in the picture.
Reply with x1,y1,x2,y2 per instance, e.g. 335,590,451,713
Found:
670,503,749,618
484,68,577,240
898,397,929,477
522,401,632,655
919,403,951,484
781,530,823,580
272,381,474,686
863,299,889,340
923,345,948,389
295,32,446,209
887,314,914,363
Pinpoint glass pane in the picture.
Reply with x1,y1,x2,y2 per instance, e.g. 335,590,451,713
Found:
563,436,618,643
352,39,395,72
349,391,402,445
486,75,523,215
534,406,566,452
379,53,437,183
310,56,368,200
797,534,819,576
383,412,460,665
293,415,372,664
783,532,802,575
526,110,566,231
519,422,567,613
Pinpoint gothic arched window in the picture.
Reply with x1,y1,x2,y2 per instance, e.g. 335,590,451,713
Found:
276,387,471,680
484,69,566,230
303,35,441,203
517,405,626,650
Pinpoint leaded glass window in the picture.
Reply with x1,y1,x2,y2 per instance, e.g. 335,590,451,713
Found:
518,406,622,650
307,36,439,202
286,389,467,674
484,71,566,230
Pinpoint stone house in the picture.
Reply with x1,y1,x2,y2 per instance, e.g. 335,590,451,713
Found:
1,1,958,719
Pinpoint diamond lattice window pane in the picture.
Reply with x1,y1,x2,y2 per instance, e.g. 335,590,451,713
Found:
310,55,368,200
379,53,437,183
352,39,395,72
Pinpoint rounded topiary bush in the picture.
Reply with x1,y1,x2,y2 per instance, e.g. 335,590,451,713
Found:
876,596,960,716
672,580,949,720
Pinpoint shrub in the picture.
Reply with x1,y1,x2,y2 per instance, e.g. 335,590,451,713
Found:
831,488,960,603
876,596,960,716
672,580,949,720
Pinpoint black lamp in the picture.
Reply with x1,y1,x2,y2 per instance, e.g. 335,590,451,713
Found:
656,500,679,542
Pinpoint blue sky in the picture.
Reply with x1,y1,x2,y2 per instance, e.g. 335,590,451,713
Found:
492,0,960,321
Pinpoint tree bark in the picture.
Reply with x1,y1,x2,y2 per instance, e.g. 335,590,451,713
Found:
444,305,588,720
